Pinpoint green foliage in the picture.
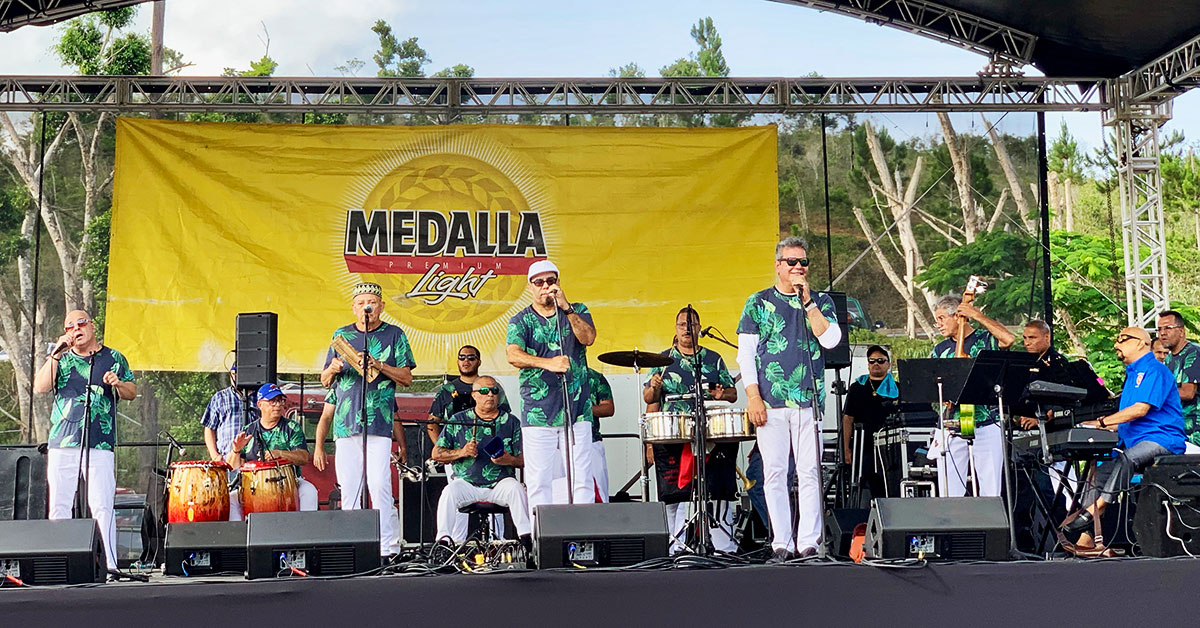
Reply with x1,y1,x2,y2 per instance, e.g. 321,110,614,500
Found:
143,372,226,442
609,63,645,79
371,19,430,78
916,231,1039,323
432,64,474,78
83,209,111,327
1048,120,1085,182
848,329,935,361
223,55,278,77
691,17,729,77
1048,230,1125,385
54,12,150,76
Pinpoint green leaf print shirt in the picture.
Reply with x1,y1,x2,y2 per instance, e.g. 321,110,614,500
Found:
737,288,837,410
48,346,134,451
437,409,523,488
930,328,1001,426
645,346,735,414
506,303,595,428
1163,341,1200,446
323,322,417,439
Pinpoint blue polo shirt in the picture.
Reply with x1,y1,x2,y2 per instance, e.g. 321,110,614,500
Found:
1118,352,1186,454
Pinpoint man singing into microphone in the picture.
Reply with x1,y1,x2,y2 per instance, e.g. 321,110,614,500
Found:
506,260,597,516
737,238,841,562
33,310,137,572
313,282,416,557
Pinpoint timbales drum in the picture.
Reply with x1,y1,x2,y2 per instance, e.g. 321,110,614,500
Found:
167,460,231,523
706,408,755,442
642,412,694,444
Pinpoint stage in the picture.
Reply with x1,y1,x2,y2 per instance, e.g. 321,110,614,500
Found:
1,556,1194,625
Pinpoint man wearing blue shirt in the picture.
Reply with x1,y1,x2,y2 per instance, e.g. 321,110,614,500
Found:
1065,326,1185,548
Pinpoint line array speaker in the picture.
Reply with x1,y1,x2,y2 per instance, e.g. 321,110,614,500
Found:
235,312,278,390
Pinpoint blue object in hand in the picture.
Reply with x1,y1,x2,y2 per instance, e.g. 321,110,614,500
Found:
482,436,505,459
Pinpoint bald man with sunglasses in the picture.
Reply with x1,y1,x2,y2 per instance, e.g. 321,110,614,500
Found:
34,310,137,572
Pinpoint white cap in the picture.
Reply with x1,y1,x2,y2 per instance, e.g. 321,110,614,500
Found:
527,259,560,281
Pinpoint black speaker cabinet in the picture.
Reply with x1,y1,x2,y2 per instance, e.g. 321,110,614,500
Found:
164,521,247,576
865,497,1010,561
824,508,870,558
1134,455,1200,557
0,445,47,520
0,519,105,584
402,473,446,544
534,502,668,569
245,510,379,579
235,312,278,390
821,291,851,369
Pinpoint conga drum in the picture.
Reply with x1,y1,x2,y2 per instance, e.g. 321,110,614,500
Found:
239,459,300,514
167,460,232,523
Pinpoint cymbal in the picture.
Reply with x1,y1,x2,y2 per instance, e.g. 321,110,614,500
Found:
597,350,672,369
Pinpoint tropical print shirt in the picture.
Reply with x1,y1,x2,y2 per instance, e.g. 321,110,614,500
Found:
241,417,308,477
588,368,614,442
931,328,1000,427
506,303,594,428
737,288,837,409
323,322,416,439
437,409,522,488
1164,341,1200,446
645,346,735,414
48,347,134,451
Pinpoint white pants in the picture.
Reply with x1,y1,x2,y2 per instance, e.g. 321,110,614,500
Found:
229,477,318,521
592,439,609,503
435,477,531,542
48,447,116,570
756,406,822,553
524,422,594,518
335,436,400,554
930,422,1003,497
665,500,737,554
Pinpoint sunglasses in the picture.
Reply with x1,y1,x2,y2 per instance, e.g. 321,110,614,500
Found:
458,354,480,361
64,318,90,331
778,257,809,267
1116,334,1142,344
474,387,500,396
531,276,559,287
867,357,889,364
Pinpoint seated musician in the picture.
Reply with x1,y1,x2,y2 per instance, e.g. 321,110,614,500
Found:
1063,327,1185,549
644,306,738,553
226,383,319,520
841,345,895,500
431,376,532,550
1016,319,1069,429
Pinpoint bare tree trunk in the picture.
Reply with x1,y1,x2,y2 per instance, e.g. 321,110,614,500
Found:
936,113,980,242
1063,178,1075,232
981,114,1035,233
852,206,938,338
1055,307,1088,357
1048,171,1062,230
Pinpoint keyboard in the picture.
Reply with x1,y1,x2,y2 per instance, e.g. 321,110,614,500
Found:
1046,427,1118,461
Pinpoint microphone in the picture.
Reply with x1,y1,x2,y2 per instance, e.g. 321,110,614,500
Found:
160,431,187,457
700,326,714,338
49,340,69,357
363,305,374,314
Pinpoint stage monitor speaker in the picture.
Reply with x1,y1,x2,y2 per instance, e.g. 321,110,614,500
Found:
824,508,870,558
401,472,447,544
865,497,1010,561
534,502,668,569
0,519,105,584
1133,455,1200,557
164,521,247,576
821,291,851,369
0,445,47,520
245,510,379,579
235,312,278,390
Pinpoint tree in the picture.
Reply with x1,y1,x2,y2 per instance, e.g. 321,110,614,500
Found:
1048,120,1085,231
658,17,740,127
371,20,430,78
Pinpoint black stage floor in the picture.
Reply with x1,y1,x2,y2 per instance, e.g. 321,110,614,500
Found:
1,557,1195,626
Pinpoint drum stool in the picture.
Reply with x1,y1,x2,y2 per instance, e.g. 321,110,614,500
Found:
459,502,510,543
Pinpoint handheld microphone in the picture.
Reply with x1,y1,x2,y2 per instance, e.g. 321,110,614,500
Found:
160,431,187,457
49,340,69,357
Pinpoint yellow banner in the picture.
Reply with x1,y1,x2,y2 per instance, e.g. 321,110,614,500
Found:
107,119,778,374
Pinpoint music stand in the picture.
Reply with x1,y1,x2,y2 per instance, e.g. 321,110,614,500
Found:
898,358,977,497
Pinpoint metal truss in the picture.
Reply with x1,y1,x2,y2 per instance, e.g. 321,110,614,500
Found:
0,0,148,32
1104,79,1174,328
0,75,1105,114
1126,31,1200,103
769,0,1036,67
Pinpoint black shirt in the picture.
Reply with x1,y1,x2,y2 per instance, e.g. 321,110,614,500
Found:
843,379,893,435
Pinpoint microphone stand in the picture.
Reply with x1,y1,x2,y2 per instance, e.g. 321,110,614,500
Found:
796,288,828,558
73,350,97,521
685,307,712,555
359,310,372,510
554,302,575,505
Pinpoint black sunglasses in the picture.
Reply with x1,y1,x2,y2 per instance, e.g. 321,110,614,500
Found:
458,354,480,361
867,357,889,364
474,387,501,396
778,257,809,267
531,276,559,287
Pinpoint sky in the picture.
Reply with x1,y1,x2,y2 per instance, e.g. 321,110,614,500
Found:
1,0,1196,157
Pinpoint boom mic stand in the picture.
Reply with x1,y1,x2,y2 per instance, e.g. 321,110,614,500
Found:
684,306,714,555
73,350,97,521
796,293,828,558
554,303,575,505
358,308,374,510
